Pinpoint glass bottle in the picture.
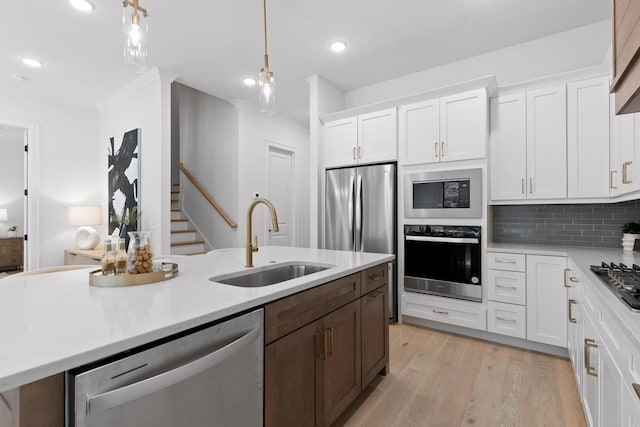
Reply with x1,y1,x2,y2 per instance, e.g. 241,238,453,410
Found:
100,240,115,276
115,238,127,274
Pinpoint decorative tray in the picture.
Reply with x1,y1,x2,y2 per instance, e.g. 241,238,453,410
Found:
89,262,179,287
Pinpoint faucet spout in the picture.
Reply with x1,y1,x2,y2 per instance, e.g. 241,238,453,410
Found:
246,198,279,268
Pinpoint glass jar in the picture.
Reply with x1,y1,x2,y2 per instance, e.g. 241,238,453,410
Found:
101,240,115,276
115,238,128,274
127,231,154,274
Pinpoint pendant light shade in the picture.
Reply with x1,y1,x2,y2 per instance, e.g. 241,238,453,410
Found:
122,0,149,73
259,0,275,116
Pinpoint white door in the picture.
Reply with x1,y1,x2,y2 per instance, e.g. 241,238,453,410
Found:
489,93,527,201
440,89,487,162
324,117,357,168
267,145,295,247
526,85,567,199
526,255,568,347
567,77,610,198
357,108,397,164
398,99,440,165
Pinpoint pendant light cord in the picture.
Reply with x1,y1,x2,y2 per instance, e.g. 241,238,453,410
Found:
263,0,269,68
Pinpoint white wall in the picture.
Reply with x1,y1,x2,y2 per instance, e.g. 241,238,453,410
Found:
0,132,25,238
173,83,240,249
99,68,176,256
0,90,100,268
237,103,311,249
345,20,611,109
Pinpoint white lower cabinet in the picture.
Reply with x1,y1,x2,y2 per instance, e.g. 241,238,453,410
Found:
402,292,487,331
487,301,526,339
526,255,567,347
623,382,640,426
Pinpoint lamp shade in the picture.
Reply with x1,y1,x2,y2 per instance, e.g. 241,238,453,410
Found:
68,206,102,226
0,209,7,222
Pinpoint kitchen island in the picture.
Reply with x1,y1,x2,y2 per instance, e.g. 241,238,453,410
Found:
0,246,393,394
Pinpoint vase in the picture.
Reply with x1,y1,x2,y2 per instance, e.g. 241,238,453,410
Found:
127,231,154,274
622,233,637,252
7,231,16,238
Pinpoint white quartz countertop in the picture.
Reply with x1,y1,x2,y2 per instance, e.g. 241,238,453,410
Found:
0,246,393,392
488,243,640,346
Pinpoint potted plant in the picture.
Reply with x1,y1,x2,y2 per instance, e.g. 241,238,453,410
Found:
110,206,140,249
622,222,640,251
7,225,17,238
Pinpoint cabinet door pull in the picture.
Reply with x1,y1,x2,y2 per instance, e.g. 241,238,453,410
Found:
584,338,597,377
320,329,329,360
368,273,384,282
496,284,517,290
568,299,577,323
496,316,516,323
623,161,633,184
440,141,445,158
610,171,618,189
434,142,439,158
352,147,356,160
495,258,517,264
529,178,533,194
327,327,334,357
564,269,571,288
633,383,640,400
369,290,384,299
433,309,448,315
521,178,525,194
357,146,361,159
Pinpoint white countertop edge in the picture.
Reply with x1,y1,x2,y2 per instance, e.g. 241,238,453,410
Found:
0,248,393,392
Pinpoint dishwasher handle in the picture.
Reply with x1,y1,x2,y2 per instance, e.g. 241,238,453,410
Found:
85,326,261,416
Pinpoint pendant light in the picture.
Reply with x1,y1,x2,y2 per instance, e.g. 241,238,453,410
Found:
259,0,275,116
122,0,149,73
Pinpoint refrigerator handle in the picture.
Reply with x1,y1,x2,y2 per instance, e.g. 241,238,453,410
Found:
355,174,363,251
349,174,355,251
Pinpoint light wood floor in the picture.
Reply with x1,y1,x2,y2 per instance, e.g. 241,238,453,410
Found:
333,323,586,427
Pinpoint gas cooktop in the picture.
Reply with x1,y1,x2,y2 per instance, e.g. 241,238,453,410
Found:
589,262,640,311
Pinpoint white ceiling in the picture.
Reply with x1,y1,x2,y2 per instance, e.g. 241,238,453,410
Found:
0,0,610,127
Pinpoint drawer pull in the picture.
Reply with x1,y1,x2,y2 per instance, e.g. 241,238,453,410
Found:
634,383,640,400
320,329,329,360
585,338,597,377
495,259,517,264
369,290,384,299
496,316,516,323
496,284,517,290
327,327,334,357
432,309,448,315
368,273,384,282
568,299,577,323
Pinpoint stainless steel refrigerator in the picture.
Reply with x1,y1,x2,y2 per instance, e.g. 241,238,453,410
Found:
325,163,397,320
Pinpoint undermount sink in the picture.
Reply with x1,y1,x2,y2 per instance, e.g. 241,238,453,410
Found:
210,262,333,287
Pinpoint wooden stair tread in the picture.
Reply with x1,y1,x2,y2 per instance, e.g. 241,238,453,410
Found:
171,218,188,222
171,229,196,234
171,209,181,212
171,240,205,247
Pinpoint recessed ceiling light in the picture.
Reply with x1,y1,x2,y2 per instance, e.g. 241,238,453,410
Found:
69,0,95,12
330,41,347,53
21,57,43,68
243,77,257,86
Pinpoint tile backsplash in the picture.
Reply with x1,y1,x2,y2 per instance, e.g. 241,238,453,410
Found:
491,201,640,248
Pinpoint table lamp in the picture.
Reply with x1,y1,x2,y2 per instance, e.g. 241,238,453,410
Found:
0,209,7,222
68,206,102,250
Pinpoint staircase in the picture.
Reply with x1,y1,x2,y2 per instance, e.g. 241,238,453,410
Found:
170,185,209,255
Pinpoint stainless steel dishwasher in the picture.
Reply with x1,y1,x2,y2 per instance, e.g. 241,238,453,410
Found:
68,308,263,427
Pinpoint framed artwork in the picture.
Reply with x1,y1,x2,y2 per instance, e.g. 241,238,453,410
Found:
108,128,140,242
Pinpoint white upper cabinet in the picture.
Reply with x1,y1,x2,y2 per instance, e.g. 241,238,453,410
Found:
357,109,397,165
325,117,358,168
610,94,640,196
567,77,610,198
399,88,487,165
489,93,527,201
398,99,440,164
439,89,487,162
324,109,396,168
526,85,567,199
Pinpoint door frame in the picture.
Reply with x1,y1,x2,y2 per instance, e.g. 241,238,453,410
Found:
264,140,297,247
0,118,39,270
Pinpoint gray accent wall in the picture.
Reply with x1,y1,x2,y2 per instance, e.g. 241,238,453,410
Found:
492,201,640,248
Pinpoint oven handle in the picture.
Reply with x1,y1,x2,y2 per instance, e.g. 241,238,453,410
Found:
405,235,479,244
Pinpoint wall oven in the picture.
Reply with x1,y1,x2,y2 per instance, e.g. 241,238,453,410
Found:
404,168,482,218
404,225,481,302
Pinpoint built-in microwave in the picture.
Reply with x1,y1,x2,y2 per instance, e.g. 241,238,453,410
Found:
404,168,482,218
